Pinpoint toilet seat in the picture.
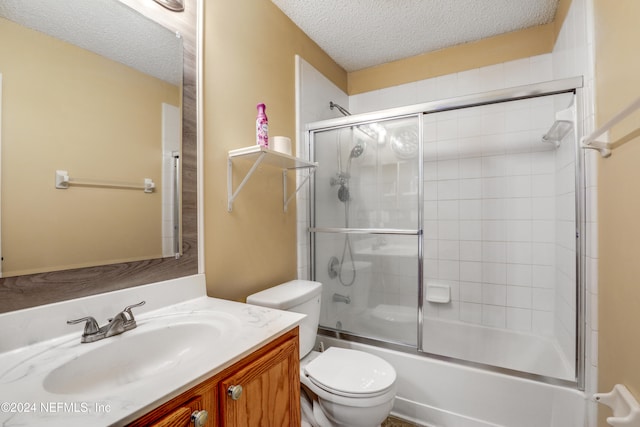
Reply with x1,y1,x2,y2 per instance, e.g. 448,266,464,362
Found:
303,347,396,398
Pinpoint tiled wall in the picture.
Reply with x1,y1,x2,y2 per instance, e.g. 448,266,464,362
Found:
347,57,576,338
349,55,553,114
421,96,566,336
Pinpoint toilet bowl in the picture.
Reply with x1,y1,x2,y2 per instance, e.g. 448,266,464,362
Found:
246,280,397,427
300,348,396,427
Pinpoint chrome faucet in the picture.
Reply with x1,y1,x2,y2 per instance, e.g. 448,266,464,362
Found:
332,293,351,304
67,301,145,343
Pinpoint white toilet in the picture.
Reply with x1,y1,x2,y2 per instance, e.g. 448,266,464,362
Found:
247,280,397,427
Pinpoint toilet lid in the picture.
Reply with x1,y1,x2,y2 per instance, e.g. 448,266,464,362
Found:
303,347,396,397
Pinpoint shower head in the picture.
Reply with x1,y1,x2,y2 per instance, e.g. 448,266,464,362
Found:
346,143,364,177
330,101,351,117
152,0,184,11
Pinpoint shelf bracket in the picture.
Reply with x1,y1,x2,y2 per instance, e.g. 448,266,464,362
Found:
227,146,317,213
227,152,267,212
283,167,315,213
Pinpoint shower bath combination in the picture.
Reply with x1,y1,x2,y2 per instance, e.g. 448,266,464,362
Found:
309,78,585,390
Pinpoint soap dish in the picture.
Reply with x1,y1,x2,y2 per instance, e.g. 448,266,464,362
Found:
425,284,450,304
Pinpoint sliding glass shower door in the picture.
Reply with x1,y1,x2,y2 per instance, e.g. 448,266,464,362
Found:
310,115,422,347
420,92,579,381
307,79,582,385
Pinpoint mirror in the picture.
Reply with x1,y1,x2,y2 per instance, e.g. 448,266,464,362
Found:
0,0,183,277
0,0,198,312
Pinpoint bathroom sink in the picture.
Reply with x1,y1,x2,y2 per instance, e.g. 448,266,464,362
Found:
43,313,237,395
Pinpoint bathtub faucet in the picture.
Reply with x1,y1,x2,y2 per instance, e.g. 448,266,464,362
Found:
332,293,351,304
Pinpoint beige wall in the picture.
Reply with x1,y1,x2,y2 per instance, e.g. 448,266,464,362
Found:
202,0,346,301
0,18,179,276
348,25,555,95
594,1,640,424
348,0,572,94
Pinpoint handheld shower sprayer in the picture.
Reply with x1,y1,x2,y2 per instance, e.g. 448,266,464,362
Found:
350,144,364,159
333,143,364,203
327,102,369,287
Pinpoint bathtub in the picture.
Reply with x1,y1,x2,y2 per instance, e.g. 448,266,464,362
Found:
421,317,574,381
316,335,586,427
333,306,574,381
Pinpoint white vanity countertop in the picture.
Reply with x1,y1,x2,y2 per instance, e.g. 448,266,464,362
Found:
0,275,304,426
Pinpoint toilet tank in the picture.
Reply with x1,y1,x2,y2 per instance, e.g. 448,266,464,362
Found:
246,280,322,358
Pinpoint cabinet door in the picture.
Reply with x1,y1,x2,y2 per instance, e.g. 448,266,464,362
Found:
219,334,300,427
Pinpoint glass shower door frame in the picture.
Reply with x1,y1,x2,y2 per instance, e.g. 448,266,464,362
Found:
306,76,586,389
307,113,425,348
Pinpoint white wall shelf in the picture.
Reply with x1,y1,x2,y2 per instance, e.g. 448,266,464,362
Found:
227,146,317,212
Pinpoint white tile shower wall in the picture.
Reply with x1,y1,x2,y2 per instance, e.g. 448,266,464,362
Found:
422,98,560,334
350,57,563,334
295,56,349,280
349,54,553,115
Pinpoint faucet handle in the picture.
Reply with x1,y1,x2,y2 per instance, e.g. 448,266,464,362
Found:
67,316,100,335
122,301,146,322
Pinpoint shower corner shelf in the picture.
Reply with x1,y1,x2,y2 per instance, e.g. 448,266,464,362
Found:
227,145,317,212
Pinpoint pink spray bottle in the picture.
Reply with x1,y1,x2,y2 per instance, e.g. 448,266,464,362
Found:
256,103,269,148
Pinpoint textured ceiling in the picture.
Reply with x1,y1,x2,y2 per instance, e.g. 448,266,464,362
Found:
0,0,182,85
272,0,559,72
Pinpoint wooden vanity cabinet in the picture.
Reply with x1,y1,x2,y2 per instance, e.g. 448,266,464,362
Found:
218,328,300,426
127,327,300,427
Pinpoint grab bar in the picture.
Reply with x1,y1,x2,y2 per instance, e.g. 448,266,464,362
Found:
581,96,640,158
55,170,155,193
309,227,420,235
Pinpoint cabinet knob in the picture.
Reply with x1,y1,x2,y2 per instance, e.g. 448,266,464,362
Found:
227,384,243,400
191,410,208,427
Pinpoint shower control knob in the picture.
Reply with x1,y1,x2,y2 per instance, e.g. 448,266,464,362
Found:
227,384,243,400
191,410,208,427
